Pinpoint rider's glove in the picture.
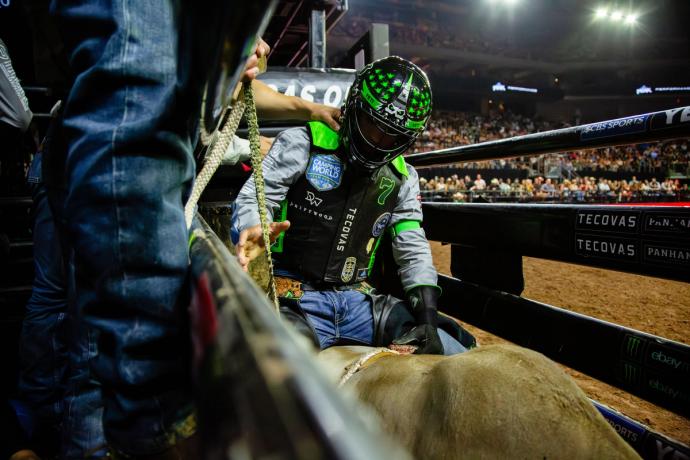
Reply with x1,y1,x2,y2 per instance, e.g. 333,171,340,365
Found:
392,286,444,355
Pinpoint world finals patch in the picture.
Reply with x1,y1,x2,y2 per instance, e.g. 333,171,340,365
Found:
372,212,392,237
306,154,343,192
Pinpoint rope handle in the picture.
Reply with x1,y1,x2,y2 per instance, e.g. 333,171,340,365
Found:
185,98,246,229
185,83,279,312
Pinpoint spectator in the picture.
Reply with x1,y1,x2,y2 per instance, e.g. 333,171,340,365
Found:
46,2,269,457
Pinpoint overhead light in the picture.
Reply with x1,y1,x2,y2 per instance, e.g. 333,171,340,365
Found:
625,13,638,25
610,10,624,21
486,0,519,5
594,6,640,26
594,7,608,19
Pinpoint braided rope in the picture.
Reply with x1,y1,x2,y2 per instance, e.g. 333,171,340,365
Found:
244,82,279,310
185,98,246,229
185,83,279,311
338,348,400,387
198,90,215,147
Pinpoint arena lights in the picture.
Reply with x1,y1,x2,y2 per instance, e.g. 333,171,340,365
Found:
486,0,520,5
593,6,639,25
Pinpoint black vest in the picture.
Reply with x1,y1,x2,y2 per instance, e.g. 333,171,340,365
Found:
273,122,407,285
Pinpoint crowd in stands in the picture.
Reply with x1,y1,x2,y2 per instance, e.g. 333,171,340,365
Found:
420,174,689,203
407,109,690,203
408,110,690,177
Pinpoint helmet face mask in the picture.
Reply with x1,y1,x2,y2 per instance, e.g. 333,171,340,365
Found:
341,56,432,170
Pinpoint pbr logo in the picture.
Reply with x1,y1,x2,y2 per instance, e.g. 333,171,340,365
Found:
341,257,357,283
372,212,392,237
306,154,343,192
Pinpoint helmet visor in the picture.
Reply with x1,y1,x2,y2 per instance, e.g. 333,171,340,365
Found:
351,108,416,166
355,108,411,153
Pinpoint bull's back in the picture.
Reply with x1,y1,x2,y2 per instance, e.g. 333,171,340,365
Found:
346,344,639,460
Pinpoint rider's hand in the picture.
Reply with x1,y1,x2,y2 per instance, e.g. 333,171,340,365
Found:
236,221,290,271
392,285,444,355
310,105,341,131
242,37,270,82
393,324,444,355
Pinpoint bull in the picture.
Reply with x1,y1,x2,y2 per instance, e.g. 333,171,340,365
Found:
317,344,641,460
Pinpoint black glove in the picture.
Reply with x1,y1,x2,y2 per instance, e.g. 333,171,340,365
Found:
393,286,444,355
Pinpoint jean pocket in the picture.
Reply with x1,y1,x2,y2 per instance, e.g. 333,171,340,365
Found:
27,151,43,184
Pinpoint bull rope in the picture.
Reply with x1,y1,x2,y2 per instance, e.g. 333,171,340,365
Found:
243,83,279,309
185,82,279,311
338,348,399,387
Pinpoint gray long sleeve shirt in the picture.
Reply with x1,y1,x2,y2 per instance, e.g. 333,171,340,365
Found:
0,39,32,131
236,127,438,291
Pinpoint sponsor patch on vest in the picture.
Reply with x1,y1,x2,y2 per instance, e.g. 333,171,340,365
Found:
356,268,368,281
305,190,323,207
341,257,357,283
306,154,343,192
372,212,392,237
366,238,375,254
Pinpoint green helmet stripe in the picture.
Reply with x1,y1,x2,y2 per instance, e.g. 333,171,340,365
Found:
405,118,426,129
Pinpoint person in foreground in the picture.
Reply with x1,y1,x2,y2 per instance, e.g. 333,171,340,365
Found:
236,56,475,354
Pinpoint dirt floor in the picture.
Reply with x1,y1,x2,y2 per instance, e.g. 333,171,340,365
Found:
430,242,690,445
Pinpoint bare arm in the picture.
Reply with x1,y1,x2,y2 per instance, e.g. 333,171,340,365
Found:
252,79,341,131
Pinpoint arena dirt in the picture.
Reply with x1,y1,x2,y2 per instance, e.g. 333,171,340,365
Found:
430,242,690,445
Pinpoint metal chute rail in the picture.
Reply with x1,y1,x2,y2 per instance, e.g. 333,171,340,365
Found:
188,214,408,459
423,202,690,282
406,106,690,167
591,400,690,460
437,275,690,418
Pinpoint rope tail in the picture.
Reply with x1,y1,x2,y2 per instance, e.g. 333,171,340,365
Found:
244,82,280,310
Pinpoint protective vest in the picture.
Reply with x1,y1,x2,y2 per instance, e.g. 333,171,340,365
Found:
273,121,409,285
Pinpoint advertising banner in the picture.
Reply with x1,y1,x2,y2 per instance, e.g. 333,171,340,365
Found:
259,67,356,108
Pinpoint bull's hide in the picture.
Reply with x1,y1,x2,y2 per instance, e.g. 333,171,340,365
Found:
318,344,641,460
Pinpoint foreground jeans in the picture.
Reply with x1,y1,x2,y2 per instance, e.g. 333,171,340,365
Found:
50,0,214,454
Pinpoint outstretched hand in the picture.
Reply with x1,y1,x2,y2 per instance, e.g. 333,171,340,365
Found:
310,105,341,131
236,221,290,271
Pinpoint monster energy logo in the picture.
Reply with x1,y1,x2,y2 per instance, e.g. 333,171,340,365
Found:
620,362,642,384
622,334,644,360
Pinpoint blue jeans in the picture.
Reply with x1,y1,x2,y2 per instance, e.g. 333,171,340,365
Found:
18,153,106,457
19,152,106,458
18,153,69,453
50,0,214,453
299,289,467,355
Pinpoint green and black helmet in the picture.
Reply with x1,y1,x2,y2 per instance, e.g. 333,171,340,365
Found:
341,56,432,170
